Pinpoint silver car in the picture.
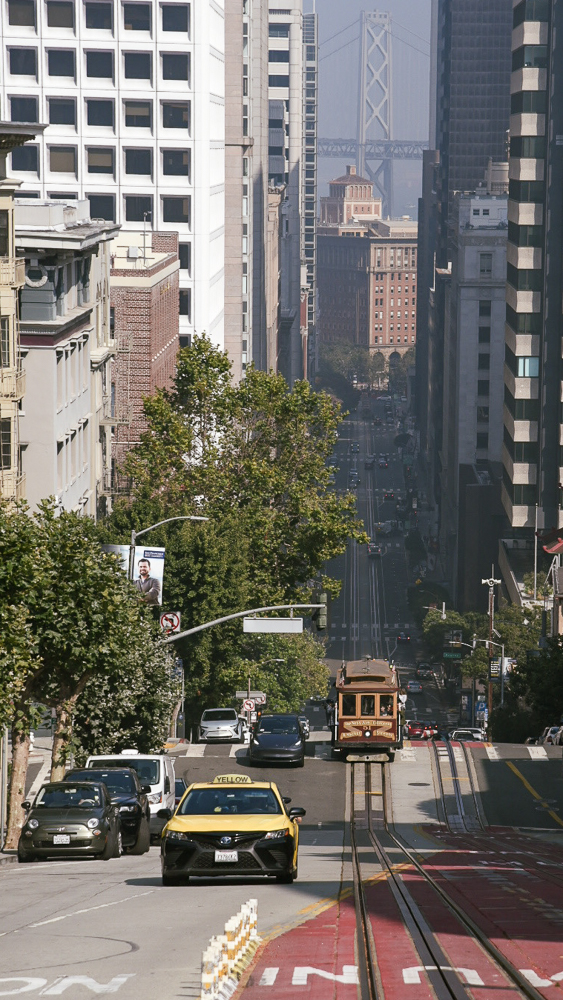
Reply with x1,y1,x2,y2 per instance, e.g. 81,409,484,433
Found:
198,708,243,743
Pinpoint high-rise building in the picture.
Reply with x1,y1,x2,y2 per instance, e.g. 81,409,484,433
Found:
502,0,563,534
2,0,225,350
302,10,317,380
418,0,512,509
268,2,304,383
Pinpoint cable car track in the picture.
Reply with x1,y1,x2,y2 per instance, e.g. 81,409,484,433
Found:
350,762,546,1000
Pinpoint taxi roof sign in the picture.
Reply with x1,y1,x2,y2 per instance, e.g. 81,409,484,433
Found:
212,774,254,784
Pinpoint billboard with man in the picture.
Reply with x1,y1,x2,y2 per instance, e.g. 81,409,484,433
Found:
134,547,165,606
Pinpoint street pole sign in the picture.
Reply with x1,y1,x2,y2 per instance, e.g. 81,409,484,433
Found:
236,690,266,701
489,658,501,681
243,617,303,633
443,651,462,660
160,611,181,634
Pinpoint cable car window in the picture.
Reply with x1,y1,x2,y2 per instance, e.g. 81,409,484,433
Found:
380,696,393,717
341,694,356,717
360,695,375,717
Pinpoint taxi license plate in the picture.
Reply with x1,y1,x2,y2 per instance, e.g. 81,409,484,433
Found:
214,850,238,863
53,835,71,845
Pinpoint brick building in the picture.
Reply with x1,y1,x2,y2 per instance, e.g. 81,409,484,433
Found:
318,217,418,358
110,231,180,480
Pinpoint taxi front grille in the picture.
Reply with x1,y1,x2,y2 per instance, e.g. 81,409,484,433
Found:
191,851,261,872
186,832,261,848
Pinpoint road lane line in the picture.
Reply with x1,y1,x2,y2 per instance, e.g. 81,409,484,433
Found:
28,891,154,928
505,761,563,828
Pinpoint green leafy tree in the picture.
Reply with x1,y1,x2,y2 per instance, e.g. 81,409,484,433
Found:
509,635,563,729
1,501,173,849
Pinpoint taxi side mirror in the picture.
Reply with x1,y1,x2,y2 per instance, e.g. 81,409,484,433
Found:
157,808,172,820
288,807,306,820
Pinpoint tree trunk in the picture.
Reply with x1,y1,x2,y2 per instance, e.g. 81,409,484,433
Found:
4,722,31,850
169,698,181,739
50,697,77,781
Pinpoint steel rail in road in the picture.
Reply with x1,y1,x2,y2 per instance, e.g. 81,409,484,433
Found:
318,138,428,159
372,762,547,1000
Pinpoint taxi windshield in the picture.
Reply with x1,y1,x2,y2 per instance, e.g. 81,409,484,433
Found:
179,787,282,815
35,784,101,808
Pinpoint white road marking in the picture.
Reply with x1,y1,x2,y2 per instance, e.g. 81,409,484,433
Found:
403,967,483,986
183,744,206,757
28,891,154,928
259,969,279,986
41,975,135,995
527,746,548,759
485,745,501,761
292,966,359,986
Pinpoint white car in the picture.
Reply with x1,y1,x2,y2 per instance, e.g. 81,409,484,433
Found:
449,729,485,742
199,708,244,743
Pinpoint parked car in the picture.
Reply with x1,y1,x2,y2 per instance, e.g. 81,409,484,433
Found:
63,767,150,855
175,777,188,807
297,715,310,739
18,781,121,863
406,680,423,694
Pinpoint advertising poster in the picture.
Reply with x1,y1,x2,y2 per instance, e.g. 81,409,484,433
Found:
133,546,165,606
101,544,130,574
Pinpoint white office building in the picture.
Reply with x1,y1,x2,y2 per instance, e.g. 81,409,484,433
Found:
1,0,225,348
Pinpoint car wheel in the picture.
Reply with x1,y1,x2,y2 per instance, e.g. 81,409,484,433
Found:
130,816,151,855
276,868,296,884
162,872,185,886
101,831,117,861
113,829,123,858
17,845,35,863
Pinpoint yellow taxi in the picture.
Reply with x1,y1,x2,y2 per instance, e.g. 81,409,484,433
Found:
159,774,306,886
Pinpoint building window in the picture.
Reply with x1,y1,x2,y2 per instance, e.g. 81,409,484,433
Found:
162,196,190,223
179,243,191,272
9,48,37,76
85,2,112,29
49,98,76,126
162,149,190,176
48,49,75,77
478,353,490,371
12,144,38,172
88,194,115,221
477,406,489,422
269,75,290,87
49,146,76,173
162,102,190,129
479,300,491,317
479,252,493,277
124,100,152,128
124,52,151,79
162,4,188,31
476,432,489,451
87,147,114,174
46,1,74,27
123,3,151,30
269,22,289,36
8,0,35,23
179,289,191,318
0,420,11,470
517,356,540,378
269,50,290,62
125,195,152,222
86,50,113,78
87,99,114,126
10,96,38,122
0,319,11,368
125,148,152,174
478,326,490,343
477,380,489,396
512,45,547,71
162,53,189,80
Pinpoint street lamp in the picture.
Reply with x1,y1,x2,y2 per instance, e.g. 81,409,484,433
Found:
129,515,209,580
482,572,501,725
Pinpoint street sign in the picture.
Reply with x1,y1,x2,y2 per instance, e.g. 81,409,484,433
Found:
489,658,501,680
443,651,462,659
236,690,266,700
476,700,487,713
160,611,181,634
243,699,255,712
243,617,303,633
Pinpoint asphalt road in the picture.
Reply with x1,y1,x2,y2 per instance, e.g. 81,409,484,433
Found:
0,747,346,1000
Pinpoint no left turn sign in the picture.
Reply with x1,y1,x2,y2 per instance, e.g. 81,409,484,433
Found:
243,699,255,712
160,611,181,633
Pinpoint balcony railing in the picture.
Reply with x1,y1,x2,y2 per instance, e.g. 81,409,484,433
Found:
100,395,133,425
0,469,26,501
0,368,26,400
0,257,25,288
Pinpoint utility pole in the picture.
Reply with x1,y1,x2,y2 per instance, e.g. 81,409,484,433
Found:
482,569,501,732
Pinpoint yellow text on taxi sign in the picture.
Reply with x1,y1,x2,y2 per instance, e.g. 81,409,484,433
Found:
212,774,254,784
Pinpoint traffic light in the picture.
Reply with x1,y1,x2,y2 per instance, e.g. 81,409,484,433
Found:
315,592,328,631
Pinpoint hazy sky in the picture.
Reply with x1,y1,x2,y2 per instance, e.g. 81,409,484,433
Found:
304,0,432,216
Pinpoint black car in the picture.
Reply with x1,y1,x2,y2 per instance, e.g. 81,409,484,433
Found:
175,777,188,806
18,781,121,863
249,714,305,767
63,768,151,855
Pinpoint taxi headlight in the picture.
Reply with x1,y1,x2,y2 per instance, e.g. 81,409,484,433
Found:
28,819,39,830
167,830,190,841
264,829,289,840
87,818,99,829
